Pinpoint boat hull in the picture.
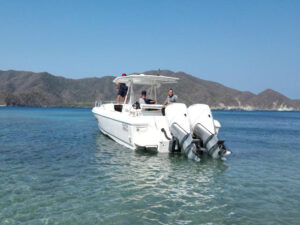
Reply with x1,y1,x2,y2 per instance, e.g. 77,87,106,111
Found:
92,106,171,152
94,112,135,149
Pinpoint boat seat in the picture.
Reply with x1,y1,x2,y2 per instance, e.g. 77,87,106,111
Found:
114,104,123,112
140,104,163,111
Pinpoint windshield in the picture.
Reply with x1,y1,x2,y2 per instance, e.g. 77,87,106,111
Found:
126,84,157,105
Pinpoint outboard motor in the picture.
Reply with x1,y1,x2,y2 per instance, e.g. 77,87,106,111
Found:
187,104,230,159
165,103,201,161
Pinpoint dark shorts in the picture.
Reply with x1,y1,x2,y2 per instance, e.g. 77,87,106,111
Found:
118,86,128,97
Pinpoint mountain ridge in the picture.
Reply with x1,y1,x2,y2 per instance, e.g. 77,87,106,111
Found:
0,69,299,110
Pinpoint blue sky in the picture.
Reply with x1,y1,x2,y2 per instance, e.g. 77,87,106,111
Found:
0,0,299,98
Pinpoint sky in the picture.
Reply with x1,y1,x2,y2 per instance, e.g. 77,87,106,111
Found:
0,0,299,98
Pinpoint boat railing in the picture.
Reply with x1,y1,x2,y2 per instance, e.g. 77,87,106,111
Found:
96,100,162,108
95,100,102,107
103,100,118,104
95,100,124,106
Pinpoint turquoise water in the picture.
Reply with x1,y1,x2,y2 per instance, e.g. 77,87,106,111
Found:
0,107,300,225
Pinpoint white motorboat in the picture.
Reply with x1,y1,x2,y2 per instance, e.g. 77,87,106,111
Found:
92,74,230,161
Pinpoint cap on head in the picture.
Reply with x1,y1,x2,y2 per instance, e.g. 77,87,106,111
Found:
141,90,147,95
122,73,127,76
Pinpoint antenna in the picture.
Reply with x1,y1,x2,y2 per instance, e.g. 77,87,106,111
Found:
158,68,160,76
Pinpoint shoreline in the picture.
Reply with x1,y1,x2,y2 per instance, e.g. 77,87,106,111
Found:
1,105,300,112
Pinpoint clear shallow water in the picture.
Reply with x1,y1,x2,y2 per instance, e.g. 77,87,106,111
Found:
0,107,300,225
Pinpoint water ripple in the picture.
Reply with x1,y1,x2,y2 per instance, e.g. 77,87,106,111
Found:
1,108,300,224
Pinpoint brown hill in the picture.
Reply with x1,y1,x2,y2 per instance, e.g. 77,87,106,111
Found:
0,70,115,107
0,69,299,110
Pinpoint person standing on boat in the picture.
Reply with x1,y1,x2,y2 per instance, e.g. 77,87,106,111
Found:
139,90,155,104
162,88,178,115
116,73,128,104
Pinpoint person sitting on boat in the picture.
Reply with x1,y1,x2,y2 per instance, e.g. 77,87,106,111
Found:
162,88,178,115
163,88,178,107
139,90,156,104
116,73,128,104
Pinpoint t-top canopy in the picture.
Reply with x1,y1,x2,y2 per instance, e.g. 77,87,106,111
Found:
113,74,179,85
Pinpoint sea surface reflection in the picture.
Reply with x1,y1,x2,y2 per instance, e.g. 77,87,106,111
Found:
1,107,299,224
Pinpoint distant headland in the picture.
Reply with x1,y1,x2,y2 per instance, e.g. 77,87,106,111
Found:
0,69,299,111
